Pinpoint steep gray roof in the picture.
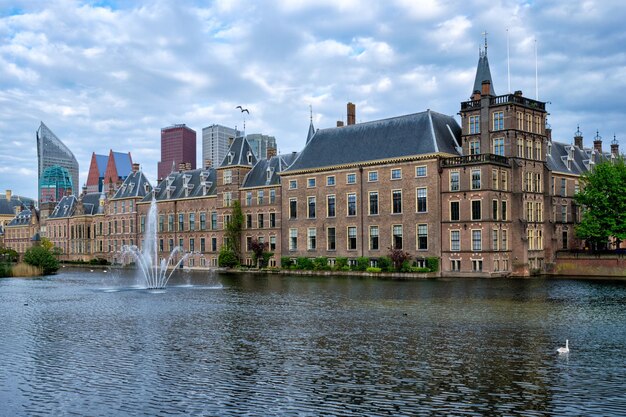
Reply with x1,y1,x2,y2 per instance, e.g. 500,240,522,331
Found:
242,152,300,188
0,194,36,216
147,168,217,202
284,110,461,173
48,195,77,219
48,193,104,218
7,208,36,227
547,141,612,175
306,120,315,144
219,136,258,168
80,193,102,216
112,170,152,200
472,52,495,96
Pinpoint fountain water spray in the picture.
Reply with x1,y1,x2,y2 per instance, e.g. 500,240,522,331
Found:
121,197,189,289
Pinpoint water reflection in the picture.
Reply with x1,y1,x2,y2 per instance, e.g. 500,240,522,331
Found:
1,270,625,416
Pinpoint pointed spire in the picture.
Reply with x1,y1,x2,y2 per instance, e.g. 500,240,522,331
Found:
472,32,495,97
306,105,315,144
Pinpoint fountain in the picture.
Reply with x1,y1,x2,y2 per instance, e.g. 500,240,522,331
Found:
121,197,189,289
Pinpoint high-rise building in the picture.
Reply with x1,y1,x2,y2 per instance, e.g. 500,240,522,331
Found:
36,122,79,204
245,133,277,159
157,124,196,180
202,124,240,169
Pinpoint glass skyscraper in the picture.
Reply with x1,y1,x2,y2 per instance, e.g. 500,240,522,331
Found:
36,122,79,203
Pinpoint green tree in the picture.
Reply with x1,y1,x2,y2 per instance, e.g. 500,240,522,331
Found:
249,238,270,268
40,237,54,251
225,200,244,262
218,246,239,268
23,245,60,275
575,159,626,249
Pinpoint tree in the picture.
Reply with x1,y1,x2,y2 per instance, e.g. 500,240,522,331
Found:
575,159,626,249
225,200,244,262
389,246,412,271
23,245,60,275
218,246,239,268
249,238,271,268
40,237,54,251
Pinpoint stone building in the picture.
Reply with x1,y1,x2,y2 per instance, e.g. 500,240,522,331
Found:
3,207,40,255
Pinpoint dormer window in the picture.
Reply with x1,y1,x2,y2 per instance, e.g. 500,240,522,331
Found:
247,151,253,164
228,152,233,164
266,167,273,182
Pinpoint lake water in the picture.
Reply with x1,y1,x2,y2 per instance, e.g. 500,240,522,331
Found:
1,269,625,416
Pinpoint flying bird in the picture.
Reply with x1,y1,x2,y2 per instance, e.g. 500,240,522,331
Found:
236,106,250,114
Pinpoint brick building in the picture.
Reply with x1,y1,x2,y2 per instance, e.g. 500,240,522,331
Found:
157,124,197,181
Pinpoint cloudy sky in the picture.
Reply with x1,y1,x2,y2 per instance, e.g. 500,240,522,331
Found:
1,0,625,200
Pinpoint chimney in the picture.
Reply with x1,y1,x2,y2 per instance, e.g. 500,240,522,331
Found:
204,159,212,169
5,189,11,201
593,130,603,153
266,147,277,158
514,90,523,97
471,90,481,101
611,135,619,157
132,163,140,172
178,162,185,172
481,80,491,96
574,126,583,149
185,162,192,170
336,120,344,127
347,102,356,125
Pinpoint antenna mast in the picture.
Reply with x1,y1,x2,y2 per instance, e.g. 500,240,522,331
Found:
507,28,511,93
534,38,539,100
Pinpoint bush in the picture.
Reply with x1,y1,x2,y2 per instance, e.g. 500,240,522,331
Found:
389,247,412,271
0,248,19,263
295,257,314,270
411,267,431,273
281,257,292,269
218,246,239,268
426,257,439,272
0,262,11,277
354,257,369,272
335,257,348,271
400,260,413,273
366,267,382,273
89,258,109,265
261,252,274,268
23,245,59,275
313,257,330,270
377,256,393,272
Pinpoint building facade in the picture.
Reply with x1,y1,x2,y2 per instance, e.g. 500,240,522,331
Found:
201,124,240,170
86,150,133,193
157,124,197,181
37,122,79,203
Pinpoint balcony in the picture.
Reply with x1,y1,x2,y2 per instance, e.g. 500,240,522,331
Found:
460,94,546,111
441,153,510,167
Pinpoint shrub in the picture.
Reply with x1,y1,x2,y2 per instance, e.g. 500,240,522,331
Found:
89,258,109,266
335,257,348,271
377,256,393,272
261,252,274,268
23,245,59,275
313,257,330,270
218,246,239,268
426,257,439,272
400,260,413,273
389,247,412,271
366,267,382,273
411,267,431,273
281,257,292,269
0,248,19,263
295,257,314,270
354,257,369,272
0,262,11,278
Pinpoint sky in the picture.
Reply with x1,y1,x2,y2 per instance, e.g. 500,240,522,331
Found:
1,0,625,200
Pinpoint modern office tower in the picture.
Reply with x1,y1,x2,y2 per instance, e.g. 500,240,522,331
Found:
202,124,240,169
157,124,196,180
86,150,133,193
36,122,79,204
245,133,277,159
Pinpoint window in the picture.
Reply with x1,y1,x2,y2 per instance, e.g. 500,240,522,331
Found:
223,191,232,207
450,201,460,221
562,231,568,250
561,178,567,197
347,193,357,216
326,176,335,186
327,195,336,217
392,190,402,214
492,170,499,190
189,213,196,231
469,140,480,155
536,202,543,222
416,188,427,213
140,216,145,233
368,192,379,215
517,138,524,157
472,230,482,251
327,227,336,250
417,224,428,250
159,215,165,233
258,190,265,204
224,214,231,227
561,205,567,223
517,112,523,130
167,214,173,232
246,214,253,228
451,259,461,271
178,238,184,251
501,201,507,222
528,229,535,250
270,236,276,251
471,169,481,189
307,178,316,188
535,141,542,160
347,173,356,184
223,170,232,185
469,115,480,134
169,239,174,252
308,197,316,218
501,229,508,250
178,213,184,231
471,200,482,221
200,238,205,253
246,192,252,206
308,228,316,250
574,181,579,195
369,226,379,250
289,180,297,189
289,228,298,250
270,189,276,204
493,111,504,131
451,230,460,251
492,229,498,251
269,212,276,228
492,200,498,220
415,166,427,177
450,171,460,191
211,212,218,230
289,198,297,219
526,139,533,159
200,212,206,230
211,237,217,252
258,213,264,229
501,171,508,191
493,137,504,156
368,171,378,182
526,201,534,222
159,239,164,252
393,225,403,249
391,169,402,180
347,227,357,250
190,238,195,253
472,259,483,272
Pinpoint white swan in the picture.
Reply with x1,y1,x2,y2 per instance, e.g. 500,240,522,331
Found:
557,339,569,354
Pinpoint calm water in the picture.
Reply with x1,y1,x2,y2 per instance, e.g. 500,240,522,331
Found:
1,269,625,416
